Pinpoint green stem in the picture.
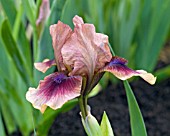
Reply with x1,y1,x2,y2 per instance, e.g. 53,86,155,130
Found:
33,26,38,61
78,95,88,119
108,43,115,56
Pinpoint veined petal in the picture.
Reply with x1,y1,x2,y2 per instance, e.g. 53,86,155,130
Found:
101,56,156,85
50,21,72,71
34,59,56,73
61,15,112,78
26,72,82,113
94,33,112,70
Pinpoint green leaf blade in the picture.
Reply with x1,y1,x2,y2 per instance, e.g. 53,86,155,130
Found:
1,19,30,84
21,0,36,26
100,111,114,136
0,108,6,136
0,0,17,26
0,93,16,134
124,80,147,136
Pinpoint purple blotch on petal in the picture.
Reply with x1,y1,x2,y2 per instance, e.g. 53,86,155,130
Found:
26,72,82,113
100,56,156,84
53,73,66,84
108,56,128,66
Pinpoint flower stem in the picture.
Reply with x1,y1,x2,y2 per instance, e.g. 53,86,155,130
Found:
78,95,88,119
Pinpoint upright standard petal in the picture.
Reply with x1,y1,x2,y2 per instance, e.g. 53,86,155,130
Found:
36,0,50,26
26,72,82,113
50,21,72,71
61,15,112,78
34,59,56,73
101,56,156,85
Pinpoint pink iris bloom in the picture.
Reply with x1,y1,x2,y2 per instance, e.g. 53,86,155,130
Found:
26,15,156,113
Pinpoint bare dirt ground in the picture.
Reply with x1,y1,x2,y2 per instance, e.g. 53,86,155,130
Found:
49,78,170,136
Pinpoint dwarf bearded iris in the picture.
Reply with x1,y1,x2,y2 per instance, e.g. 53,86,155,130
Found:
26,15,156,116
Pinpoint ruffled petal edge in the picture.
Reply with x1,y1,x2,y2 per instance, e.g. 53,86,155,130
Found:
34,59,56,73
26,72,82,113
100,56,156,85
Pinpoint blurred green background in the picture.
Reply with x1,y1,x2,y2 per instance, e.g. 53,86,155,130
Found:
0,0,170,135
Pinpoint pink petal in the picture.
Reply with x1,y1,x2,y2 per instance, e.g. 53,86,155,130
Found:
61,15,112,78
36,0,50,26
50,21,72,71
26,72,82,113
94,33,113,70
73,15,84,25
34,59,56,73
101,56,156,85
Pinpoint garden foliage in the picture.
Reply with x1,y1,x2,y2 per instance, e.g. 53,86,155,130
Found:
0,0,170,135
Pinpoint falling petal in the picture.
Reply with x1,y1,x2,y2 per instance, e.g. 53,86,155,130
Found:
26,72,82,113
101,56,156,85
61,15,112,78
34,59,56,73
50,21,72,71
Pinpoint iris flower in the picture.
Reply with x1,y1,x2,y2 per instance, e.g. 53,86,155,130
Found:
26,15,156,114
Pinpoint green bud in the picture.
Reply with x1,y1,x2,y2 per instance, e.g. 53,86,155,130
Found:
80,106,103,136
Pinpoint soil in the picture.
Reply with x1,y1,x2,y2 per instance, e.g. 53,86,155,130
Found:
48,78,170,136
